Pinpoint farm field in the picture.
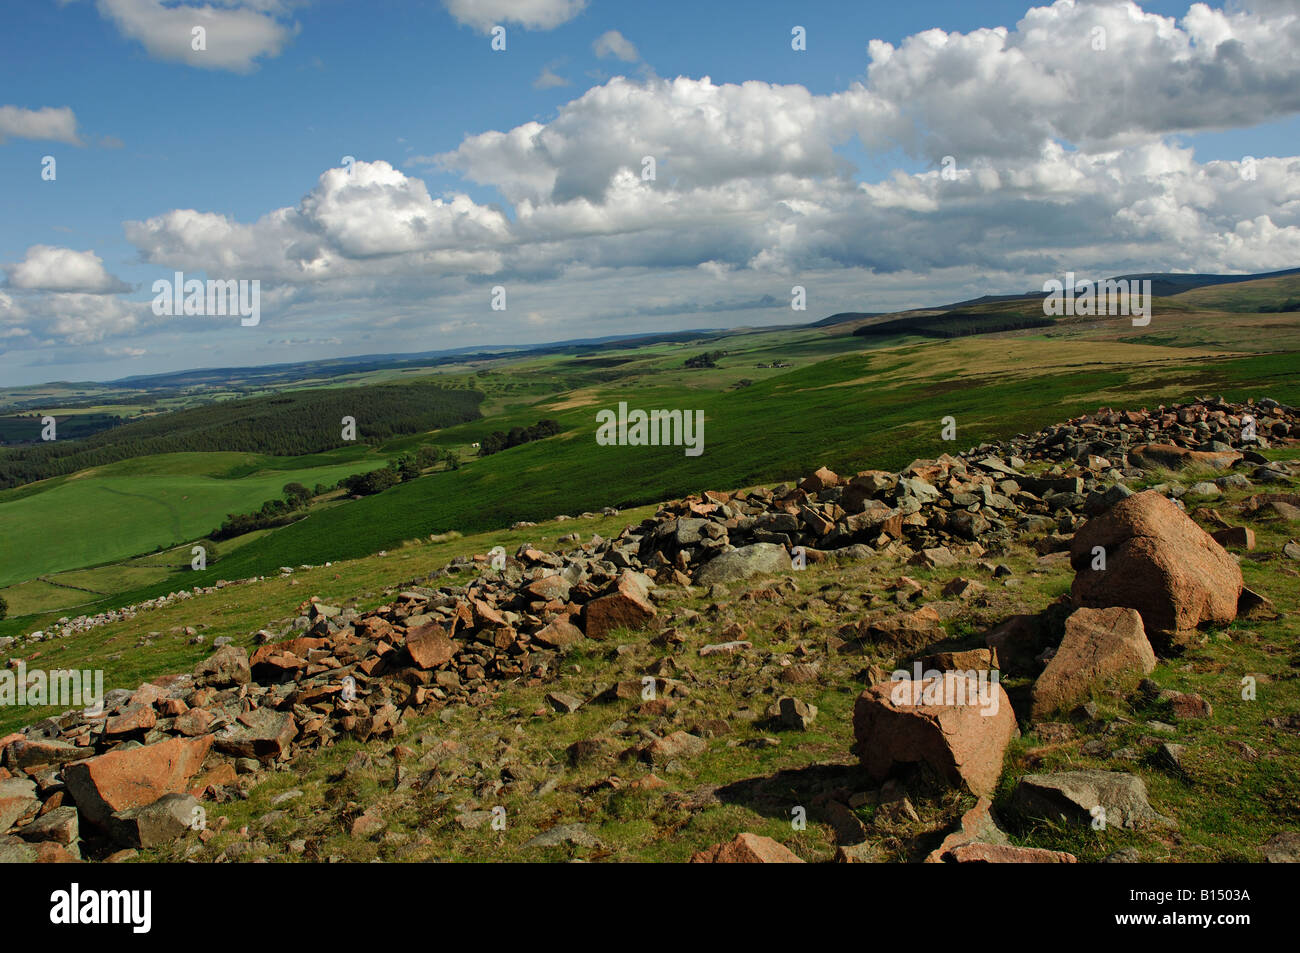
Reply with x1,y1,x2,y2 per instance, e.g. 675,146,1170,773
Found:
0,450,389,589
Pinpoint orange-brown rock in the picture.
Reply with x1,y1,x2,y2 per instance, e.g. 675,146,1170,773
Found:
917,648,999,672
104,705,157,736
187,762,237,798
852,672,1018,797
405,623,458,670
582,572,656,639
471,599,507,628
533,616,584,650
62,736,213,827
940,843,1077,863
799,466,840,493
1071,491,1242,642
249,637,328,676
1211,526,1255,550
1031,607,1155,720
689,832,805,863
1129,444,1242,471
864,605,945,653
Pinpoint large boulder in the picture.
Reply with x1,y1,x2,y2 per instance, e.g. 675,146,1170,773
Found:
62,735,213,828
1031,607,1156,720
1070,491,1242,643
693,543,789,585
852,671,1019,797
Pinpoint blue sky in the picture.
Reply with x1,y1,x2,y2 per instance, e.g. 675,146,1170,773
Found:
1,0,1298,385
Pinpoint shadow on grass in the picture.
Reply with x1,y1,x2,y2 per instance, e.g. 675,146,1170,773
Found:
714,761,865,821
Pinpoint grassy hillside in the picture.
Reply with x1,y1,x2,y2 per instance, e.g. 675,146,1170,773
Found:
2,456,1297,866
0,380,483,489
0,449,389,588
1170,273,1300,313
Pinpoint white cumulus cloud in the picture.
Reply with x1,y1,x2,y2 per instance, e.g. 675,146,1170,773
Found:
0,105,81,145
6,246,130,294
93,0,299,72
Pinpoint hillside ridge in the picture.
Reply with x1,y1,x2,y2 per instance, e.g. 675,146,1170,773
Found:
3,395,1298,862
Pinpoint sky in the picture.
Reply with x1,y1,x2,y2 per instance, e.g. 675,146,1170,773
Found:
1,0,1298,386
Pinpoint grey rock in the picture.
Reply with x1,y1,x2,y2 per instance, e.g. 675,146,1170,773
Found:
107,793,200,848
0,777,39,800
193,644,251,688
546,691,584,714
1011,770,1174,830
1103,847,1144,863
0,795,41,832
1263,832,1300,863
776,696,818,731
0,835,37,863
15,806,78,846
694,543,790,585
524,823,603,850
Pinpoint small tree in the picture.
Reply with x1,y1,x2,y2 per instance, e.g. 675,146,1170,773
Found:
479,431,507,456
260,498,289,517
395,454,420,482
0,594,7,620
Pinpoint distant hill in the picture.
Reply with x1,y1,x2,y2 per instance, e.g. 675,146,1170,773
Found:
9,267,1297,401
931,267,1300,312
852,311,1053,340
808,311,887,328
104,328,728,392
